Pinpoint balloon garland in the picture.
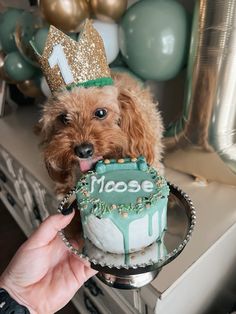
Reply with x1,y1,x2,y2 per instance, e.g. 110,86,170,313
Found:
1,1,235,186
0,1,189,98
119,0,188,80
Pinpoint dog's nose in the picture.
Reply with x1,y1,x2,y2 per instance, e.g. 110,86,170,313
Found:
74,143,94,158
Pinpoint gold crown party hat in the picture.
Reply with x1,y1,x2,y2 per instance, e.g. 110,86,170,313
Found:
31,19,113,93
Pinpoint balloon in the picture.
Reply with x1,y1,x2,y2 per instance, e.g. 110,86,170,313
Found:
0,51,5,74
31,27,49,55
4,51,38,82
90,0,127,22
0,8,23,53
16,78,43,98
40,76,51,97
0,50,16,83
39,0,90,32
111,66,142,83
92,20,119,64
119,0,188,81
164,0,236,186
32,27,77,56
68,33,77,41
109,52,126,68
14,10,45,67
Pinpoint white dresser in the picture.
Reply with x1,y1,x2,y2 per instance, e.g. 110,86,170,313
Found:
1,102,236,314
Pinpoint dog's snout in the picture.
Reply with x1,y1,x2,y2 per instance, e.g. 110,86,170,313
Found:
74,143,94,158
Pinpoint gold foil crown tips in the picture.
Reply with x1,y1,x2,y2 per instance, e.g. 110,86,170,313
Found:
34,19,113,93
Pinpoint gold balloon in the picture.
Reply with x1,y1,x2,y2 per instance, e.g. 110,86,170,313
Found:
90,0,128,22
39,0,90,32
0,51,16,84
16,79,43,98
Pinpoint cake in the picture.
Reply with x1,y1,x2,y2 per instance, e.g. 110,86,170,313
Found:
84,235,167,266
76,156,169,254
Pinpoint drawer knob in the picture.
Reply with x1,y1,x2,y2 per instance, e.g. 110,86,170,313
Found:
6,193,15,206
85,279,103,297
0,170,7,183
83,293,102,314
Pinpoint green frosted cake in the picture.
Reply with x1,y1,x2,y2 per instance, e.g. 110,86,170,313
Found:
76,157,169,254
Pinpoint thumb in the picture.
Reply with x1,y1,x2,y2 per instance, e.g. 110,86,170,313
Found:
24,212,75,250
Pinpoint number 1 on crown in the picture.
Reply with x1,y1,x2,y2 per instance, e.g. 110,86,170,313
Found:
48,44,74,85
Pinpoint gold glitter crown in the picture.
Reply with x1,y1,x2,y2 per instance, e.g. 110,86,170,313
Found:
31,20,113,93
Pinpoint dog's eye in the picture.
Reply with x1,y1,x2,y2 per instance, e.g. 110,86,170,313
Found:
94,108,107,120
58,113,70,125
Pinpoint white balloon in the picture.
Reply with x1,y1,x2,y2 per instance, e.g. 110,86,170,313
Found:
40,76,51,97
91,20,119,64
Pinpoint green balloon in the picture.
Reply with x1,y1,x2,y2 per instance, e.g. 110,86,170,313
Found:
68,33,77,41
32,27,49,55
110,53,127,68
32,28,77,55
119,0,188,81
0,8,23,53
111,66,143,83
16,11,41,65
4,51,38,81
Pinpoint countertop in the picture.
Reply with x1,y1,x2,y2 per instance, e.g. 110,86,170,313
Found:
1,103,236,300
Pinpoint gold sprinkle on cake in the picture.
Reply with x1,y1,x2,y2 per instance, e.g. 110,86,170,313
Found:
118,159,125,163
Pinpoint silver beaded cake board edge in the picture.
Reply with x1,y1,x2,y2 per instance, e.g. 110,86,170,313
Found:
58,183,196,289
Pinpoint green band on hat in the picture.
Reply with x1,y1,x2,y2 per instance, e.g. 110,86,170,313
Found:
66,77,113,91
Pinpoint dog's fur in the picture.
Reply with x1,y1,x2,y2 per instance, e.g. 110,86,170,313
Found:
37,72,164,195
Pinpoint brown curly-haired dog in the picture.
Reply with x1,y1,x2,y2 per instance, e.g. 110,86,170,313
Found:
37,72,164,196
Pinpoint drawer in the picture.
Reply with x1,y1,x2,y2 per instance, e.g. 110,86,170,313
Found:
24,172,55,218
140,285,161,314
73,286,108,314
0,178,40,230
0,166,25,207
15,168,42,227
84,277,137,314
0,167,16,198
0,188,33,236
0,148,6,170
112,287,140,310
0,147,16,178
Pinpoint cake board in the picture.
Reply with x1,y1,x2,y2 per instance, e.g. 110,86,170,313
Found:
58,183,196,289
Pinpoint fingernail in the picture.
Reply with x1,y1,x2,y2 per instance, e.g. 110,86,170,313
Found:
61,205,74,216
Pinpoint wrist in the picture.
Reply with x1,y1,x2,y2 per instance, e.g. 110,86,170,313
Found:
0,279,36,314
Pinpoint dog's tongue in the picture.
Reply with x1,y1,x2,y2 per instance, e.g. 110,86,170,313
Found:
79,157,102,173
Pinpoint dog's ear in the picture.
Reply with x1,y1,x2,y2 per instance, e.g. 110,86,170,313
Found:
118,89,156,165
36,112,55,146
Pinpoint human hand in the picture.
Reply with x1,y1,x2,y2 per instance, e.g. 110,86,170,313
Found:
0,212,97,314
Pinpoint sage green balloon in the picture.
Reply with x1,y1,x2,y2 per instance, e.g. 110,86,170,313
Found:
109,52,126,68
4,51,38,81
0,8,23,53
32,27,77,55
32,27,49,55
111,66,143,83
119,0,188,81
